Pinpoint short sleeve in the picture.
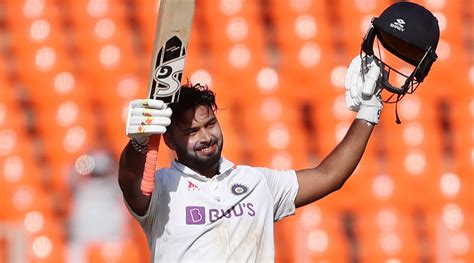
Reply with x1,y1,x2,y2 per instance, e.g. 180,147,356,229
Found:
257,168,299,221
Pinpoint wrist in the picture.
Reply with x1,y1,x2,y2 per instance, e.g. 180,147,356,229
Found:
130,137,149,153
356,105,382,124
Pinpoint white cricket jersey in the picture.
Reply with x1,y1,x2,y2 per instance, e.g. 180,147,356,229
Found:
125,158,299,262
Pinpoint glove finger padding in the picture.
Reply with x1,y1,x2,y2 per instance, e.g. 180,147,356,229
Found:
127,125,168,136
345,90,359,112
345,56,364,111
126,99,172,142
128,116,171,126
130,99,166,110
362,63,381,98
130,108,173,118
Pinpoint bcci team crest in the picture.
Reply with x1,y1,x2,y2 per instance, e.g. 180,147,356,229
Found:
231,184,248,196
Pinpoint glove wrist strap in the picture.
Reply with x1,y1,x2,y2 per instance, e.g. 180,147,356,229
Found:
130,138,149,153
356,106,381,125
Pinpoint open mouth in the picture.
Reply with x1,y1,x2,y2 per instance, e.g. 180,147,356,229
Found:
196,143,217,154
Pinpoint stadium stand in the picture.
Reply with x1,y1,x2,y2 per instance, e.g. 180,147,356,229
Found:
0,0,472,262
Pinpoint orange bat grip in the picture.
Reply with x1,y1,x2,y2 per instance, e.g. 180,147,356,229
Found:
141,135,161,196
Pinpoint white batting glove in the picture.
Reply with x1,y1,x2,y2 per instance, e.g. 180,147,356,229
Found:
345,55,383,124
126,99,172,145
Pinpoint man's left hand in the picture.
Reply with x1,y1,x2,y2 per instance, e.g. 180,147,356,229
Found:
345,55,384,124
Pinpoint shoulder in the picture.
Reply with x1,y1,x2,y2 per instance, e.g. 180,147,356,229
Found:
232,165,268,177
234,165,285,176
155,167,183,188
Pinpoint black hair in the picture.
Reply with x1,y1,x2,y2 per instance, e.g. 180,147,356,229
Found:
168,83,218,124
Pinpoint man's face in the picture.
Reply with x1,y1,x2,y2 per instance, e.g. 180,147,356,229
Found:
165,105,223,173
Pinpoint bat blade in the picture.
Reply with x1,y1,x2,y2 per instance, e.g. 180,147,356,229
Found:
142,0,195,196
147,0,195,103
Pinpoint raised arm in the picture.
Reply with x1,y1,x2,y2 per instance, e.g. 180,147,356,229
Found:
118,99,172,216
295,55,383,208
295,120,373,207
119,141,150,216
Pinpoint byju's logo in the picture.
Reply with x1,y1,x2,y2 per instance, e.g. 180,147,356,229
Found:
185,203,255,225
390,19,406,32
186,206,206,225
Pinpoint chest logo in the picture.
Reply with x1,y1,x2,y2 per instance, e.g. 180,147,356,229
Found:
188,181,200,191
231,183,248,196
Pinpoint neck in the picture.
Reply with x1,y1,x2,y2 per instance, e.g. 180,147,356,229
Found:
177,159,220,179
195,164,219,179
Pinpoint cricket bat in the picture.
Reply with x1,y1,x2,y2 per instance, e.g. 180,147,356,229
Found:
142,0,195,196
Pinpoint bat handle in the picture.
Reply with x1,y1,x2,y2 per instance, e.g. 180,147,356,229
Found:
141,135,161,196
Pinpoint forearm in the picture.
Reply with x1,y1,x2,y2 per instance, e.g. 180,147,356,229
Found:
119,141,147,183
118,140,151,216
318,119,374,187
295,119,374,207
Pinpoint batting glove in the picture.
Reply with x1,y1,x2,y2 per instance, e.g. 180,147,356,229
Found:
126,99,172,145
345,55,383,124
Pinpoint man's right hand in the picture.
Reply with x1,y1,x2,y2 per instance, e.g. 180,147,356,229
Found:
126,99,172,145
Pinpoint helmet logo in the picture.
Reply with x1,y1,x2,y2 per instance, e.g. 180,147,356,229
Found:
390,19,406,32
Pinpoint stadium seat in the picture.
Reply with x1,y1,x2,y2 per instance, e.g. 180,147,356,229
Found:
240,95,310,168
270,1,334,61
133,0,160,50
86,240,141,263
422,168,474,214
424,203,474,261
380,96,445,208
64,0,140,79
0,1,472,262
27,219,66,262
289,204,351,262
355,207,422,262
449,97,473,171
335,0,392,56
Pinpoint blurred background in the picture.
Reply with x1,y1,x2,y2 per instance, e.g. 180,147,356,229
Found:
0,0,472,262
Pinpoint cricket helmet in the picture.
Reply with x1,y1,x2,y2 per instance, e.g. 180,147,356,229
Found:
361,1,440,96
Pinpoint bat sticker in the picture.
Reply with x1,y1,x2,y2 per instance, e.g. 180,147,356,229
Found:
150,36,186,104
154,56,184,97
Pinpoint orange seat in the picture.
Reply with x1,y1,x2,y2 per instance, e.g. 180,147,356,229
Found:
0,182,55,223
380,96,445,206
424,204,474,261
240,96,310,168
133,0,160,50
337,0,400,57
449,97,473,171
26,218,66,262
135,0,203,58
200,0,267,67
277,204,350,262
267,0,328,27
209,59,268,108
421,168,474,215
355,207,421,262
86,240,141,263
5,11,66,51
14,48,75,100
64,2,140,77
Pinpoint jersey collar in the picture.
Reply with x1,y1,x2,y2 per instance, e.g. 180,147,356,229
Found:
171,157,235,181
